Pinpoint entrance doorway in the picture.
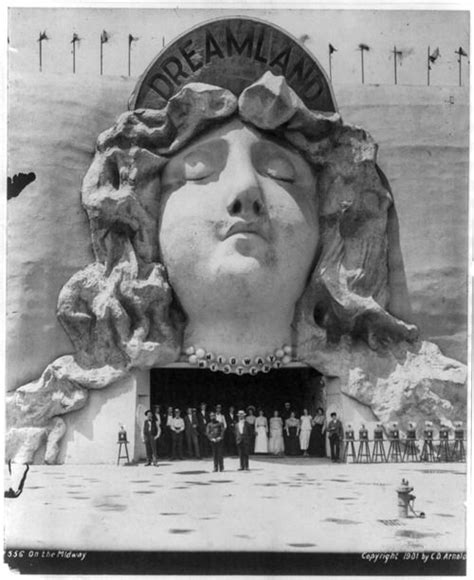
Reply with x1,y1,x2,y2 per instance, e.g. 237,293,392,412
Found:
150,366,325,415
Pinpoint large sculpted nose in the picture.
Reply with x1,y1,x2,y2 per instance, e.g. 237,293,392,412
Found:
227,186,264,218
226,165,265,219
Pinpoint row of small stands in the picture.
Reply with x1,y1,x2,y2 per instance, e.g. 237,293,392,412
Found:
342,424,466,463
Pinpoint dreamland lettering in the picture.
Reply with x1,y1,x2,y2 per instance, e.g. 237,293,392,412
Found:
147,25,322,100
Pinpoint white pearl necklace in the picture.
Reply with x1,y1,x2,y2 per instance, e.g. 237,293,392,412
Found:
182,344,294,375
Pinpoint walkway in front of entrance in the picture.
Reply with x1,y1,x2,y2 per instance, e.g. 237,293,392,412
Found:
5,457,466,555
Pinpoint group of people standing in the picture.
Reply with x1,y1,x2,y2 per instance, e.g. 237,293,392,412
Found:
253,405,328,457
143,402,343,469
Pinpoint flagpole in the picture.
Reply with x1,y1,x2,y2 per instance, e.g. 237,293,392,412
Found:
360,48,364,84
458,50,462,86
427,45,430,86
38,32,48,72
329,45,332,81
73,39,76,74
128,39,131,76
393,45,397,85
100,36,103,75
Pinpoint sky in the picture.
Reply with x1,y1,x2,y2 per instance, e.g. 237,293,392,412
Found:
6,4,470,87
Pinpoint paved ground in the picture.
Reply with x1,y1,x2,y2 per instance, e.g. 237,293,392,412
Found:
4,456,467,553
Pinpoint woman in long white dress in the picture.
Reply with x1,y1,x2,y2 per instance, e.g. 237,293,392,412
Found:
299,408,313,456
269,410,285,456
254,409,269,453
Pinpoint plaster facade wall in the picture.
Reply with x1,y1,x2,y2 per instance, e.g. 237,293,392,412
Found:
7,74,468,396
57,370,150,464
337,85,468,364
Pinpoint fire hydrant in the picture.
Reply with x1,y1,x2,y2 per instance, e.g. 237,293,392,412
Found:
396,478,416,518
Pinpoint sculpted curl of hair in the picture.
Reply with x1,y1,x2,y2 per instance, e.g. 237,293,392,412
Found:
57,72,418,373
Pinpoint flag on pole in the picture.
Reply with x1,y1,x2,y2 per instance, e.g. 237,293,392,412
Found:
458,46,468,57
358,43,370,51
38,31,48,42
128,34,138,46
71,33,80,44
101,30,109,44
429,47,440,63
329,43,337,54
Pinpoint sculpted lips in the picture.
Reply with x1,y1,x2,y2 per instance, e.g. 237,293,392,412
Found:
224,220,269,241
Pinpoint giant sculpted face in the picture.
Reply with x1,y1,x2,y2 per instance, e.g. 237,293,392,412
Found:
159,118,319,358
59,70,419,374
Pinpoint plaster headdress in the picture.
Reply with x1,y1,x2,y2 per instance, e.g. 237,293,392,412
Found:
122,17,413,329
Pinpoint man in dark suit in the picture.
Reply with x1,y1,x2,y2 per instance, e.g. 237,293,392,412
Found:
197,402,210,457
235,410,253,470
225,405,237,456
206,411,225,472
184,407,200,459
142,409,160,466
327,411,344,462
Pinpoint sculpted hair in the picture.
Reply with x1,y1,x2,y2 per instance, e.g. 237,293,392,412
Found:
57,72,418,375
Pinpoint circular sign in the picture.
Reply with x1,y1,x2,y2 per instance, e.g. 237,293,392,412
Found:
129,16,337,112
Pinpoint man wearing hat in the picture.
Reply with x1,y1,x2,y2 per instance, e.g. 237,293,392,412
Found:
327,412,344,462
206,411,225,472
235,410,253,470
142,409,160,466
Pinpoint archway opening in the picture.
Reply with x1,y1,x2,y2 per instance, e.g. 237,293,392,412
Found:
150,366,325,415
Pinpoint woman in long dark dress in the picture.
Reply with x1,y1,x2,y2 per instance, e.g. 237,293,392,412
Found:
308,407,327,457
245,406,257,454
285,412,301,456
154,404,167,458
162,406,174,458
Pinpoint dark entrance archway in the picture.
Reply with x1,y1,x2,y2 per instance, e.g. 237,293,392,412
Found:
150,366,325,415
